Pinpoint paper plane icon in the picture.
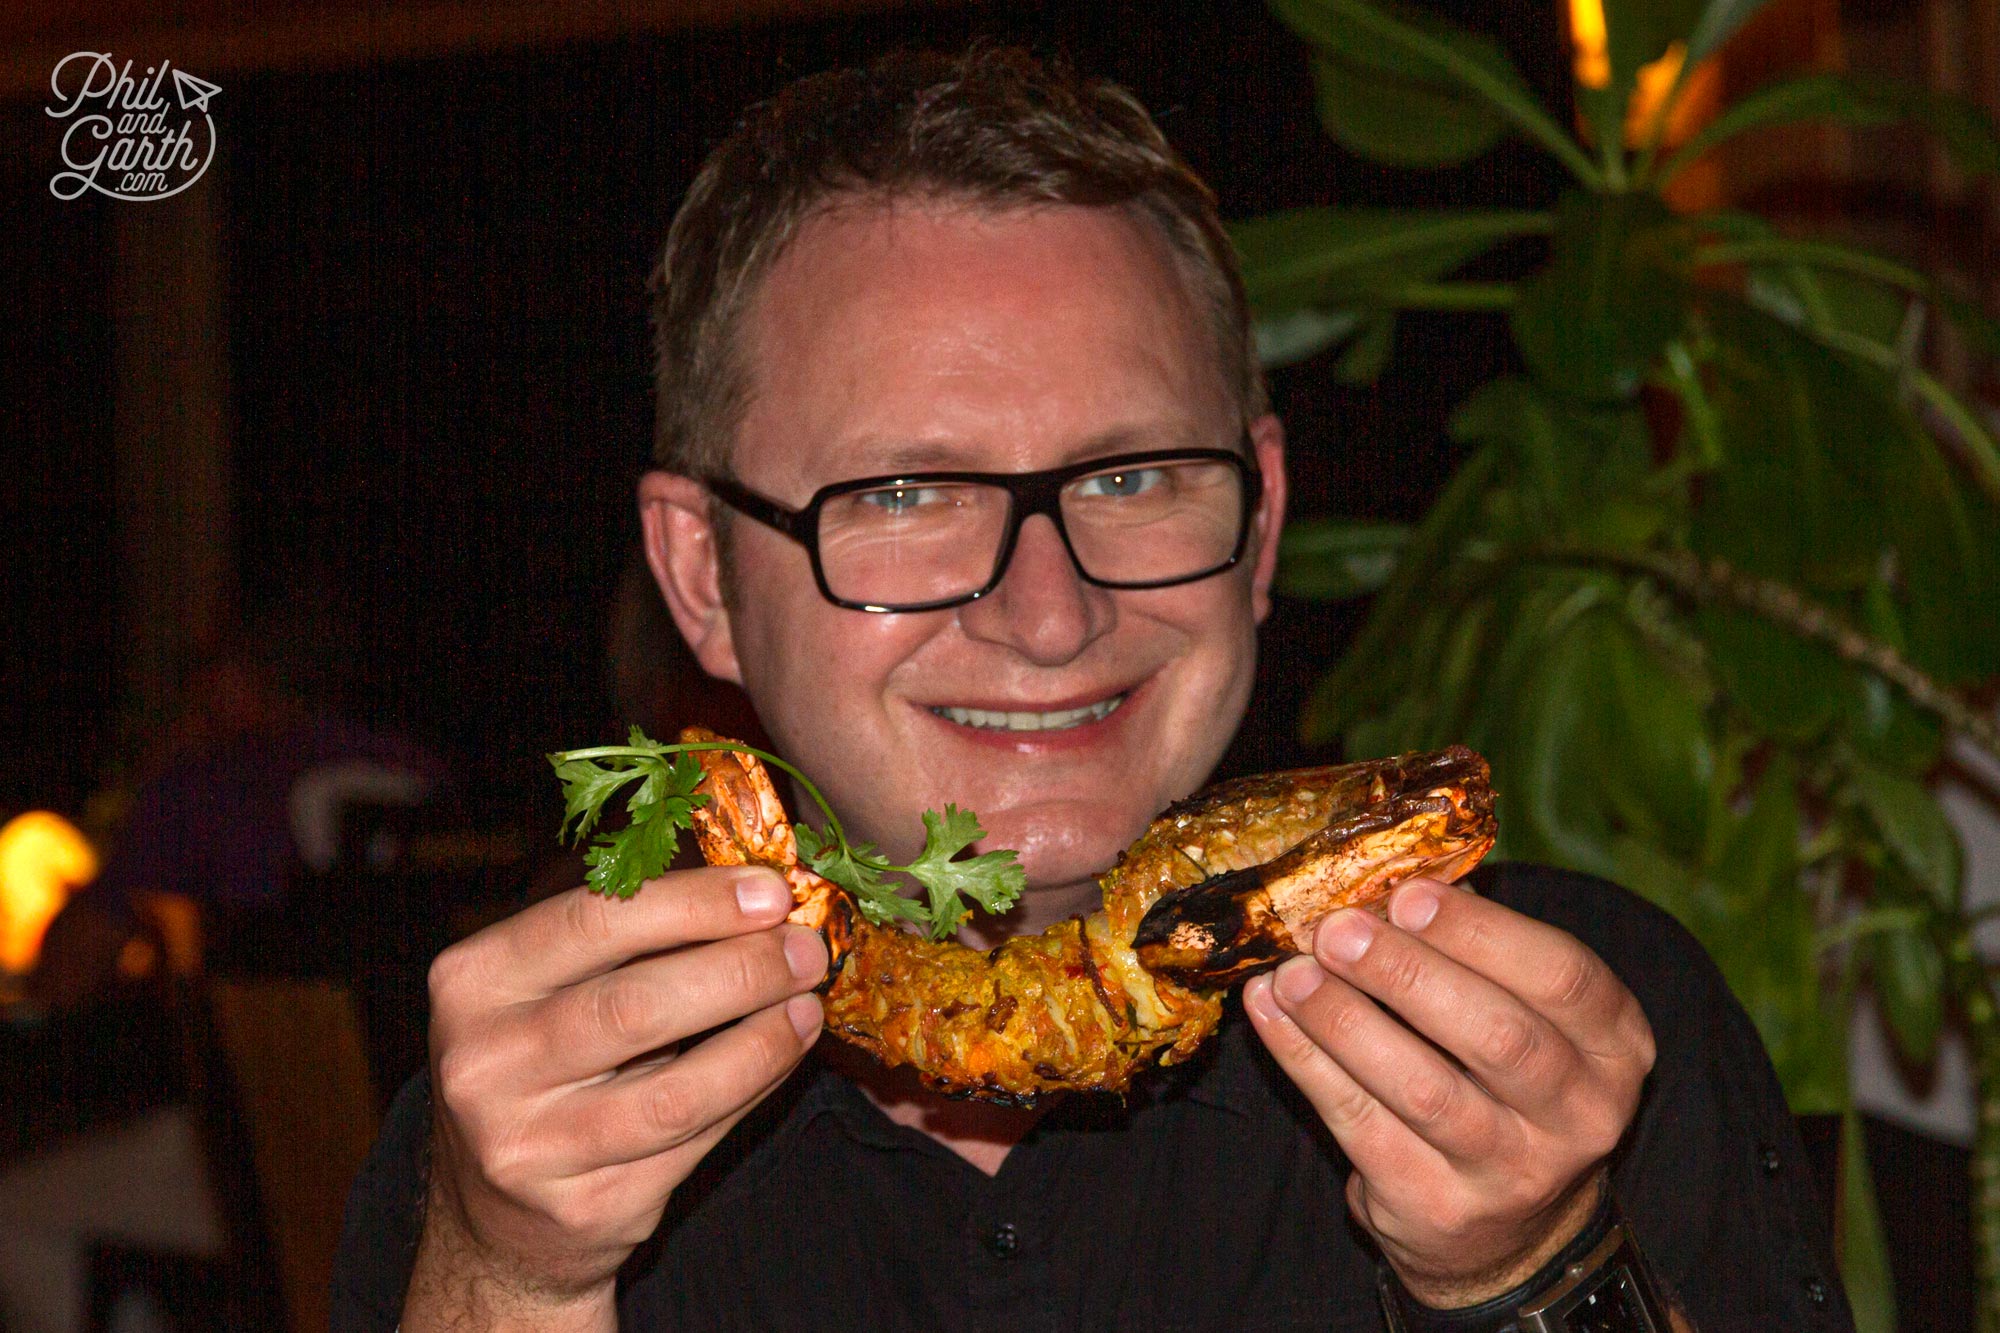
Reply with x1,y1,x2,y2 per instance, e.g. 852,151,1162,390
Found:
172,68,220,112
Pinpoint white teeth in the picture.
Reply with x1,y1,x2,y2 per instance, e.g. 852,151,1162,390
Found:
935,695,1124,732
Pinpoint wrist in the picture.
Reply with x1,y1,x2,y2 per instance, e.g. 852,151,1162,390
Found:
1378,1186,1674,1333
1391,1174,1605,1309
404,1172,620,1332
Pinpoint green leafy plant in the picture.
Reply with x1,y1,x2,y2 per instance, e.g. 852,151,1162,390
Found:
549,728,1024,939
1241,0,2000,1326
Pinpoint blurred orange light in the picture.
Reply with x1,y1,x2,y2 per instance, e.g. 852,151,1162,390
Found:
1566,0,1611,90
0,811,99,973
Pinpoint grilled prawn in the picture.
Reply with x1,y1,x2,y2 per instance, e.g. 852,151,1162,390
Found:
682,727,1495,1105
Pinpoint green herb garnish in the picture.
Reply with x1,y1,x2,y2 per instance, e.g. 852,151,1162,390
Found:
548,727,1025,941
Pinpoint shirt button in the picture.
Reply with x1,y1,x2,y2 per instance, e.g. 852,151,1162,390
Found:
1804,1277,1829,1307
1758,1143,1782,1175
982,1222,1019,1260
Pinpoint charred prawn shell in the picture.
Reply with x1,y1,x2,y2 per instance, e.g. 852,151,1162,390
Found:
1132,747,1497,987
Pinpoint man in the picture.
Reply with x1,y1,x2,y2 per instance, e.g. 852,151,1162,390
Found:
334,48,1849,1331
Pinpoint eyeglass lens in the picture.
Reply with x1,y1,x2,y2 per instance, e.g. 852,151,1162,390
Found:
815,456,1245,609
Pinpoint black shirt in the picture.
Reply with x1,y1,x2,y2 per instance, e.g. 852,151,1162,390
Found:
331,865,1854,1331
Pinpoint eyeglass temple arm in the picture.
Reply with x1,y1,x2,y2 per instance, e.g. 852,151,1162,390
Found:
705,476,806,540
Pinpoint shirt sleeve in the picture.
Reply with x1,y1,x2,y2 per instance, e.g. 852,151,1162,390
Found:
1484,863,1854,1331
331,1069,432,1333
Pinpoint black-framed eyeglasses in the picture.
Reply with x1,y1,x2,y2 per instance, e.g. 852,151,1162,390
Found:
706,442,1261,613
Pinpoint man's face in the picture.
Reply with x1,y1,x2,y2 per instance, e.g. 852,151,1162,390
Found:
644,199,1285,914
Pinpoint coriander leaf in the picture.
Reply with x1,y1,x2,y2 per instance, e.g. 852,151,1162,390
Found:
549,757,644,843
797,822,923,927
901,805,1026,939
552,742,709,898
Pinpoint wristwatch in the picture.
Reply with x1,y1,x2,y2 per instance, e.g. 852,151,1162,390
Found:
1376,1191,1673,1333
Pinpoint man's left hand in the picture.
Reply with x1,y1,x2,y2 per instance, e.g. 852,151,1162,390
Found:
1243,877,1656,1309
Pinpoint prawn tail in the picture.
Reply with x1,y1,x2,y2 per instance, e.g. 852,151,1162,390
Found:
681,726,856,974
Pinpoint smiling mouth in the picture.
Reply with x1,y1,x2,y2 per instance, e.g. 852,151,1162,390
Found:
931,694,1127,733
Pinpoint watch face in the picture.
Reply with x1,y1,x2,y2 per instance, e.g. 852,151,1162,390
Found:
1561,1270,1660,1333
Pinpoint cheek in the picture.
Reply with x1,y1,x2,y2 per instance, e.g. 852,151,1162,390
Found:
1156,579,1259,701
729,586,927,751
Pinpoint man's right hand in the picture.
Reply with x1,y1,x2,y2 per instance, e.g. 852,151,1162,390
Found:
402,866,827,1331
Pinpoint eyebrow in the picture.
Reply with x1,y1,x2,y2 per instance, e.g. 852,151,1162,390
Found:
835,426,1205,476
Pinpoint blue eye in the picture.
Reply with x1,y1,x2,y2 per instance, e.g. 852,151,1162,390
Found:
857,485,946,515
1075,467,1165,499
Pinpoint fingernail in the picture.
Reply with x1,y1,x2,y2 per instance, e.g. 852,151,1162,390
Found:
1243,974,1282,1023
786,992,821,1041
784,926,827,982
1275,955,1325,1005
1317,910,1373,965
1391,882,1441,932
736,871,790,918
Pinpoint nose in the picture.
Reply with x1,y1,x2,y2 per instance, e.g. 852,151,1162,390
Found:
956,513,1112,666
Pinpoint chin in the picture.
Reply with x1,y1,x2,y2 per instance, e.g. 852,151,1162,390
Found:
993,800,1148,889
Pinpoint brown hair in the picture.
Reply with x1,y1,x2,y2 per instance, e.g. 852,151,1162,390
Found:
647,44,1266,479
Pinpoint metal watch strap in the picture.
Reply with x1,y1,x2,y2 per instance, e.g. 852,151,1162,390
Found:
1376,1190,1672,1333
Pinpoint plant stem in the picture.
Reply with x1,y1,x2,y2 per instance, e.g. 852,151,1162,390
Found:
555,741,850,847
1945,924,2000,1332
1534,546,2000,765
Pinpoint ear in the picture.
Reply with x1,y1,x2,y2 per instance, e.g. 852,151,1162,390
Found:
1245,413,1289,625
638,470,744,685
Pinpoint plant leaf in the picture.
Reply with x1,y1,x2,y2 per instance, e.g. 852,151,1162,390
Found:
1335,308,1399,383
1598,612,1715,852
1871,923,1944,1066
1510,190,1694,401
1690,300,1905,590
1848,761,1963,908
1252,308,1365,369
1665,73,2000,185
1229,207,1549,317
1684,0,1774,64
1695,603,1851,744
902,805,1026,940
1301,444,1502,743
1838,1108,1900,1333
1842,580,1945,773
1309,51,1507,168
1277,519,1410,600
1603,0,1708,97
1268,0,1598,182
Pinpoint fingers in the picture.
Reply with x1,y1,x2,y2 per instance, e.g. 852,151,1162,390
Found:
1375,879,1655,1070
1244,970,1440,1176
1249,880,1652,1161
552,992,823,1173
436,866,796,1000
1246,961,1504,1167
1308,901,1580,1119
525,924,828,1081
1247,882,1656,1304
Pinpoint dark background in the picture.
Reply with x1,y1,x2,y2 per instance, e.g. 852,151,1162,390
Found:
0,0,1569,820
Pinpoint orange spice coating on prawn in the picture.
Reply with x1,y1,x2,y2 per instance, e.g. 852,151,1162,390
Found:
680,726,1495,1106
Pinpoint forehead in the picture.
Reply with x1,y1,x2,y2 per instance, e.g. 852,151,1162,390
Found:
729,197,1234,484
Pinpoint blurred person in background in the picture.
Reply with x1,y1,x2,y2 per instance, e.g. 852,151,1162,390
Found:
30,603,442,1006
